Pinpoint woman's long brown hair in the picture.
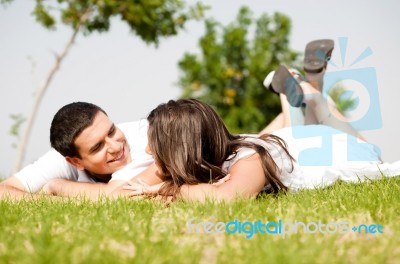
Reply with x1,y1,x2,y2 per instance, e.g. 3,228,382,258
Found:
147,99,294,197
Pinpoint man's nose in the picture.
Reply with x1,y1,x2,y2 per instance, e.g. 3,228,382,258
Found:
105,137,120,153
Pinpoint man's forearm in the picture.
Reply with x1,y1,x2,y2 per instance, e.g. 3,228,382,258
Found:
0,184,28,199
0,184,53,200
0,176,37,200
43,179,125,201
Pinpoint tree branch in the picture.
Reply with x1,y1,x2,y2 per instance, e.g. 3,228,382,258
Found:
12,9,92,174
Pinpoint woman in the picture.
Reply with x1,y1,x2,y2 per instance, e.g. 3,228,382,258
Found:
137,98,296,201
124,66,389,202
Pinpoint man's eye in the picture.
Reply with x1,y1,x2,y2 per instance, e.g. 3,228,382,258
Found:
109,127,116,136
92,143,103,153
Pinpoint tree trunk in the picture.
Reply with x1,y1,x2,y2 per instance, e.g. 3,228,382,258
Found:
12,10,91,174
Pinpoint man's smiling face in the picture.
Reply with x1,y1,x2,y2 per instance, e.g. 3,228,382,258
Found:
67,111,131,176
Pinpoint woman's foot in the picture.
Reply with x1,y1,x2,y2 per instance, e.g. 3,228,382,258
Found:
270,65,304,107
304,39,334,74
298,79,323,107
264,68,303,92
304,39,334,91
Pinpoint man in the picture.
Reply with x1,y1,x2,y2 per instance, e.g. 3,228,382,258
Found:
0,102,159,200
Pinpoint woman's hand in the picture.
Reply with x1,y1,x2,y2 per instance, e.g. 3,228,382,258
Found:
123,179,163,197
211,174,231,186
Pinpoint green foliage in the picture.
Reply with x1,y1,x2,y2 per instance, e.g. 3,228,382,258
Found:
9,113,25,148
16,0,207,45
178,7,299,133
33,1,56,29
0,0,13,5
1,177,399,262
329,85,356,115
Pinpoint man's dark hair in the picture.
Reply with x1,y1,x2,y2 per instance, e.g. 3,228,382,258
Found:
50,102,107,158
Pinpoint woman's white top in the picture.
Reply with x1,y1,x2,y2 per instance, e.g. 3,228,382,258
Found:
221,125,400,191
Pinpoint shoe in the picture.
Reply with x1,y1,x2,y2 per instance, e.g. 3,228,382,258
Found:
271,65,304,107
304,39,334,73
263,68,302,91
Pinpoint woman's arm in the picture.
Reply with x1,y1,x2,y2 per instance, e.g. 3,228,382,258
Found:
123,154,267,202
179,153,266,202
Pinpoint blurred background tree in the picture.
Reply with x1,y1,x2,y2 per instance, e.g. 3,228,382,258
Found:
178,6,300,133
2,0,206,172
29,0,206,44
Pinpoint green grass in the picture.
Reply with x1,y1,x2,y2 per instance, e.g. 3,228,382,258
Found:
1,177,400,264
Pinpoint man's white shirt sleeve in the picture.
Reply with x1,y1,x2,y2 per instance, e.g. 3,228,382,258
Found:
14,149,92,193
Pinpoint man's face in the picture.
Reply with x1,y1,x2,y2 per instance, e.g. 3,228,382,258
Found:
69,111,131,175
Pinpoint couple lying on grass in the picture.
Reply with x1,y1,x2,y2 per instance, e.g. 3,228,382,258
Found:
1,65,397,202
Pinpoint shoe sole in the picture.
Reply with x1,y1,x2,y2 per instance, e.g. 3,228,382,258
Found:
271,65,304,107
304,39,334,73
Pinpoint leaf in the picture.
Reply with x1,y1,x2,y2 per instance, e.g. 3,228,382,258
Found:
32,1,56,29
9,113,25,138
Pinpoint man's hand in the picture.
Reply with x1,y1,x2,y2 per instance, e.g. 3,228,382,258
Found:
41,180,54,195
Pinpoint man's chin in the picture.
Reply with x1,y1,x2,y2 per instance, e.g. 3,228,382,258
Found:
113,161,129,172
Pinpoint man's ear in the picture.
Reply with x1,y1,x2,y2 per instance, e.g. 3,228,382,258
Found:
65,156,84,170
